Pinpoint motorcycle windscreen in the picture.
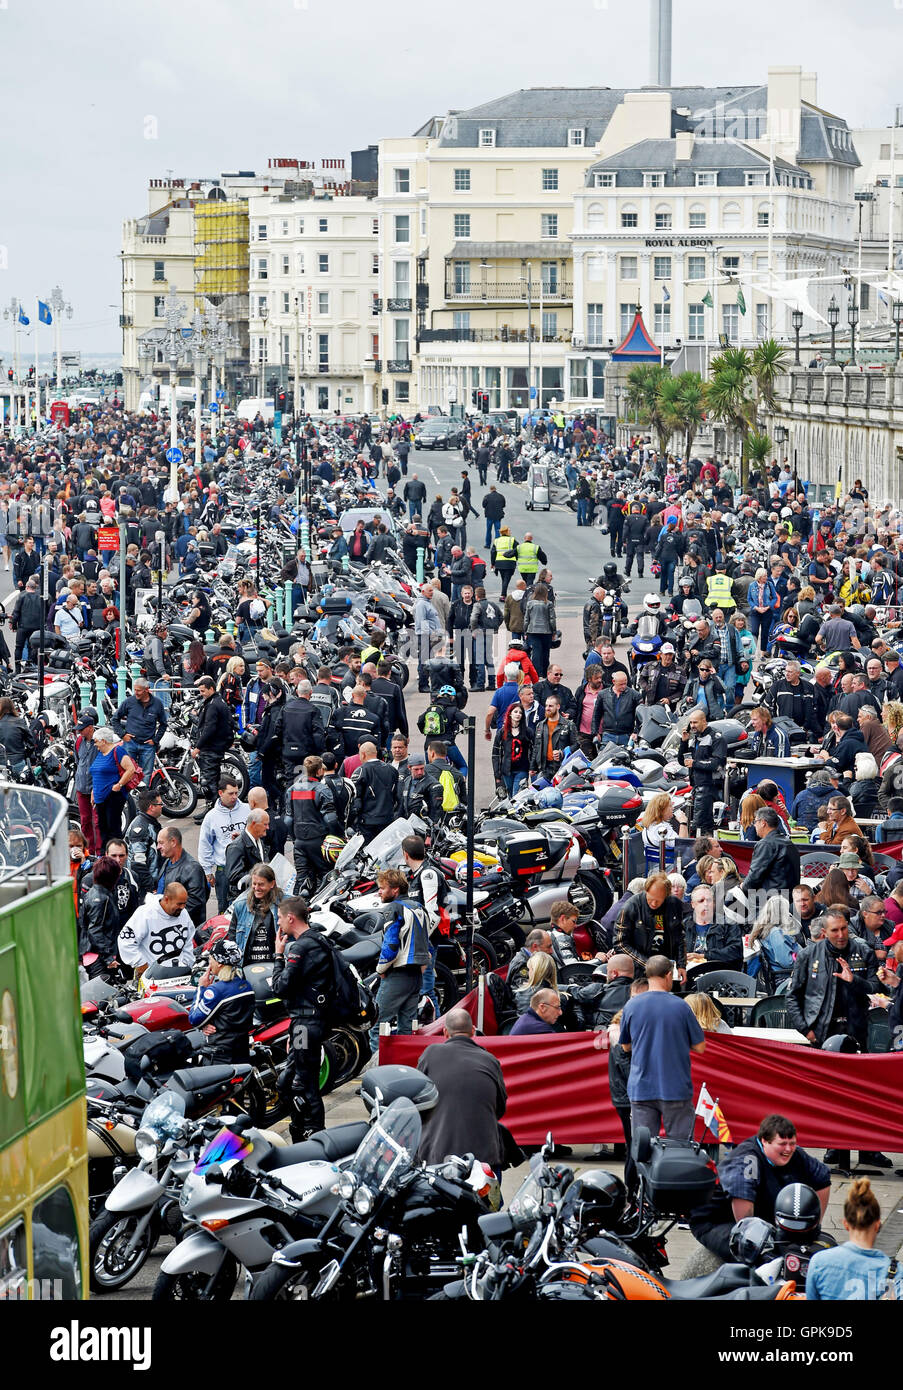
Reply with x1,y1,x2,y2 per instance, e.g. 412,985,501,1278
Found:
193,1126,255,1176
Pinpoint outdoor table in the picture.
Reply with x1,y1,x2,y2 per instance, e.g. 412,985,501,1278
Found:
730,755,824,808
732,1026,810,1045
709,995,758,1008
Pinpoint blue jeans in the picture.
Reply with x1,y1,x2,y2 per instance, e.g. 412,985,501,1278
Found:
420,946,440,1018
369,968,422,1053
129,741,157,779
718,662,737,706
601,733,631,748
485,518,500,547
151,678,171,715
576,498,590,526
247,750,263,789
659,559,676,594
408,501,419,521
503,771,529,795
443,743,468,777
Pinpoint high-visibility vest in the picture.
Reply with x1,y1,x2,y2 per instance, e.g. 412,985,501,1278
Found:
493,536,516,561
705,572,735,609
517,541,540,573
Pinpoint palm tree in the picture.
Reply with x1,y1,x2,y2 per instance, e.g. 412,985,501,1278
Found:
705,350,757,484
625,363,669,453
751,338,788,412
676,372,705,460
746,430,773,479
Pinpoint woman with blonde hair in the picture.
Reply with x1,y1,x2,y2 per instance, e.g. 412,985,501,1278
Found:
216,654,245,713
807,1177,903,1300
637,792,682,848
513,950,559,1018
883,700,903,752
685,992,731,1034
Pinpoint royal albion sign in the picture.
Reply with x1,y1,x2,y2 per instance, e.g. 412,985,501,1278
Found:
644,237,714,247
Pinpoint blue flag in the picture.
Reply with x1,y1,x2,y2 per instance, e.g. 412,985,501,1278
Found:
38,301,52,325
17,307,29,326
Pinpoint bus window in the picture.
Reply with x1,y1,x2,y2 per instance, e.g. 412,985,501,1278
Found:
0,1217,27,1299
32,1187,81,1301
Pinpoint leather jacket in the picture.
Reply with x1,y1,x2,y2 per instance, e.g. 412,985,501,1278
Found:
78,884,120,963
124,811,160,896
272,930,334,1023
787,935,880,1045
614,891,686,969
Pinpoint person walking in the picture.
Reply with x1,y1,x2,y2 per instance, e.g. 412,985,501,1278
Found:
370,868,431,1053
111,677,168,782
272,895,334,1140
618,954,706,1141
482,485,506,549
490,527,518,597
416,1009,507,1171
523,581,556,679
90,728,138,846
197,775,250,913
191,676,234,817
516,533,546,586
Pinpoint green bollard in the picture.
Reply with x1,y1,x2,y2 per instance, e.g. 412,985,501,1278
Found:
275,588,285,626
416,548,424,584
205,628,215,644
116,667,128,704
130,661,142,685
284,581,293,623
79,680,93,710
95,673,106,709
342,554,349,572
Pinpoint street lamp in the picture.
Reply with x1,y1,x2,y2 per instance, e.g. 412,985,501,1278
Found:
827,295,840,364
614,385,622,445
791,308,804,366
45,285,73,397
258,301,269,399
894,298,903,363
848,296,859,366
190,312,209,471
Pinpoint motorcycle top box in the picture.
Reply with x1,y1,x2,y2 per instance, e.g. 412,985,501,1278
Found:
634,1135,716,1216
592,784,644,822
360,1065,439,1116
498,831,552,880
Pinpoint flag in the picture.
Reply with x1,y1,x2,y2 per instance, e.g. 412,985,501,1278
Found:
879,289,889,307
17,307,29,326
713,1102,732,1144
835,465,843,502
737,289,747,316
662,285,670,302
695,1082,717,1133
38,301,52,325
702,291,714,308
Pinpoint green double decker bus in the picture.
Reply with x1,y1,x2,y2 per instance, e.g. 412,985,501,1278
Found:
0,787,87,1301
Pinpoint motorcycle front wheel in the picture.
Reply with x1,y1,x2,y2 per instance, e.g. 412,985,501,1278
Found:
157,769,198,819
249,1257,346,1302
223,754,250,798
152,1255,238,1302
89,1208,159,1293
321,1027,364,1094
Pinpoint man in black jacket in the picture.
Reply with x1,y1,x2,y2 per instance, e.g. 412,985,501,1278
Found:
273,896,334,1139
290,756,343,893
12,576,45,669
684,885,743,978
591,672,642,747
765,661,820,739
417,1010,507,1169
534,665,577,720
350,742,398,842
223,809,271,897
788,908,880,1050
622,506,649,578
12,535,40,590
280,681,326,774
638,644,685,707
448,585,481,689
745,808,801,896
403,474,427,521
570,954,635,1029
191,677,234,815
680,708,727,834
331,688,383,759
155,826,209,928
614,873,687,981
124,786,163,895
369,660,408,738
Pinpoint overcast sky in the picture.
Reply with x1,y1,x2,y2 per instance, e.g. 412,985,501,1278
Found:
4,0,903,354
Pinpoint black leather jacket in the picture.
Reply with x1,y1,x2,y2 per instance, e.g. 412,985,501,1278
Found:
78,884,120,963
614,892,686,969
272,930,334,1023
787,935,880,1045
124,811,160,896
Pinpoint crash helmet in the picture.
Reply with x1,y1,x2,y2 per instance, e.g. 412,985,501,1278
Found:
822,1033,860,1053
209,938,244,969
572,1169,627,1232
239,727,259,752
321,834,346,865
678,574,695,589
729,1216,775,1265
773,1183,823,1241
643,594,662,614
538,787,563,809
438,684,457,700
602,561,619,580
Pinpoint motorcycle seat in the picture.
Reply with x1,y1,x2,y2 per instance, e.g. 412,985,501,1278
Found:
170,1064,254,1091
657,1264,754,1299
258,1121,371,1170
341,939,381,970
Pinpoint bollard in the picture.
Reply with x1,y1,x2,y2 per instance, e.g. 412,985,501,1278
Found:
205,628,215,644
116,667,128,704
95,673,106,709
342,553,349,572
621,824,632,897
416,548,424,584
130,662,142,686
79,680,93,710
284,581,294,624
275,588,285,626
226,620,236,637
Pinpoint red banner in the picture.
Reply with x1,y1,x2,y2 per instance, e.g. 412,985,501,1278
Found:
380,1031,903,1149
97,526,120,552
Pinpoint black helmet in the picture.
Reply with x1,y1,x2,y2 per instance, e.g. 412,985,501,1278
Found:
773,1183,823,1240
602,561,618,579
729,1216,775,1265
570,1169,627,1232
239,726,259,752
822,1033,859,1053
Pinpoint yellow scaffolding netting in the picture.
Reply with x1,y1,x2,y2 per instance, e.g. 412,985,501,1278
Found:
194,199,250,303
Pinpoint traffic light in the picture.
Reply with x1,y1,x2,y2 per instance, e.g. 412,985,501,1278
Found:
381,389,389,405
266,377,277,396
471,389,478,406
27,365,34,378
6,368,11,381
277,389,287,413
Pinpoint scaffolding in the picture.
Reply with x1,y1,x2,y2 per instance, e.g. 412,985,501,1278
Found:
194,200,250,363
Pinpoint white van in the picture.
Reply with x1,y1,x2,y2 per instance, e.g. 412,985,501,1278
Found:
137,385,198,414
236,397,275,424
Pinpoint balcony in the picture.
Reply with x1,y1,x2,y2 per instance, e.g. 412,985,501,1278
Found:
302,363,363,377
387,358,412,373
444,279,572,304
372,298,382,314
418,328,568,345
416,284,429,309
386,297,412,312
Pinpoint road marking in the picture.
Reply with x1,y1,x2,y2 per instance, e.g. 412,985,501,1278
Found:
426,466,439,484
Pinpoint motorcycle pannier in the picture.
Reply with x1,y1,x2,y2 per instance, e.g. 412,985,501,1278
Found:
122,1028,194,1082
636,1138,716,1215
499,832,551,880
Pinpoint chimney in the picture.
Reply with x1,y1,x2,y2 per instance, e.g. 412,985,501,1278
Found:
800,72,817,106
649,0,672,87
675,131,694,161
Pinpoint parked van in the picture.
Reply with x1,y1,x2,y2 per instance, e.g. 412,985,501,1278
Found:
137,386,198,414
236,397,275,423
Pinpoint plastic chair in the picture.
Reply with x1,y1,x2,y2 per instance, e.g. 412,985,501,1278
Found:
797,850,841,882
750,995,791,1029
691,970,758,999
867,1008,893,1055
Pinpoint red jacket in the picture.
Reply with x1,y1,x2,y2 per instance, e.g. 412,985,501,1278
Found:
496,649,539,688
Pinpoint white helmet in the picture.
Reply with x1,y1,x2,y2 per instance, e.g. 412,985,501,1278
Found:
643,595,662,614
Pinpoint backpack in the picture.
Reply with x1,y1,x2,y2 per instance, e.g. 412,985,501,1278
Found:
319,933,376,1029
438,768,461,813
422,703,447,738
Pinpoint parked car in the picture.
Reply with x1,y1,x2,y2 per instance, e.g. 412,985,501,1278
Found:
413,418,464,450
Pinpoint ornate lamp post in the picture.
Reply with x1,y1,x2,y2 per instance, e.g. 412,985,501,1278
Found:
848,296,859,367
827,295,840,365
791,308,803,367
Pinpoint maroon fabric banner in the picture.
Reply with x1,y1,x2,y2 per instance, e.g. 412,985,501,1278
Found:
724,838,903,875
380,1031,903,1149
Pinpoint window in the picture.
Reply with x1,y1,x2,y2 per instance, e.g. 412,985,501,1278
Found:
587,202,605,230
591,359,605,400
257,257,268,280
723,203,741,229
394,214,410,243
371,292,380,317
621,208,638,228
655,209,672,230
568,128,585,147
317,333,329,368
318,386,329,410
454,168,471,191
619,303,638,336
372,217,379,236
452,311,471,332
257,295,268,317
318,254,329,273
541,213,558,238
542,168,559,191
745,171,767,186
297,218,305,234
688,206,707,228
153,295,165,318
722,254,740,272
755,254,769,270
297,253,305,274
653,255,671,279
453,213,471,238
542,311,558,340
281,219,289,235
318,217,328,232
257,223,267,240
687,255,706,280
722,303,739,341
570,359,588,398
283,332,290,360
594,172,615,187
371,332,379,356
32,1188,81,1301
372,254,379,275
453,261,470,294
688,303,705,339
282,292,290,313
541,261,559,294
479,128,495,147
643,172,665,187
420,207,427,237
394,168,410,193
587,303,605,345
755,302,769,337
695,171,717,187
394,318,410,358
153,260,165,281
654,302,671,336
317,292,329,314
282,254,290,275
620,255,638,280
485,365,500,409
757,209,770,227
255,336,266,363
861,282,871,310
393,261,411,297
395,380,410,402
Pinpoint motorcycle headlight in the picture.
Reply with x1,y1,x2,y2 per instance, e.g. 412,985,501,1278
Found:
332,1172,356,1201
353,1184,373,1216
135,1128,161,1163
179,1171,203,1210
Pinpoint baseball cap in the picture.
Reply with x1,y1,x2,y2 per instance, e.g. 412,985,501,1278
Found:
660,643,676,655
76,707,99,730
407,751,425,766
